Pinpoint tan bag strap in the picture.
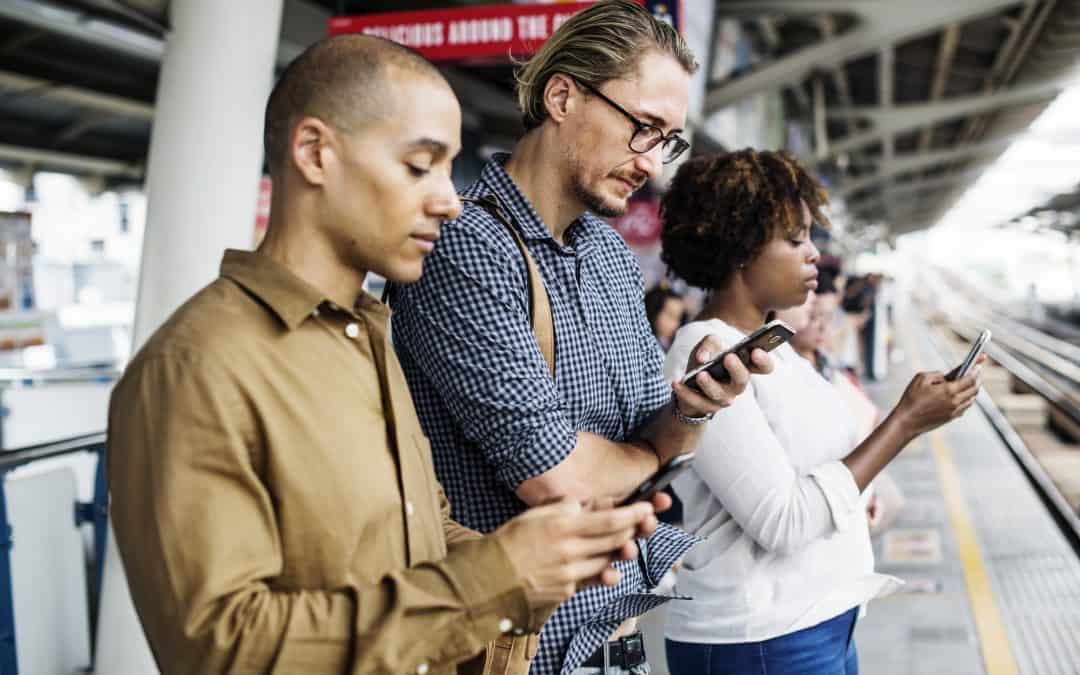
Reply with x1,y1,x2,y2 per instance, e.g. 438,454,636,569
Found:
460,194,556,377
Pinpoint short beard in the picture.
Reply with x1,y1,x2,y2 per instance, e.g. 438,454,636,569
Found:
568,158,626,218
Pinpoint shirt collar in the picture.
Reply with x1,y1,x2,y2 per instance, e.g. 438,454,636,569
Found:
478,153,603,248
219,249,330,330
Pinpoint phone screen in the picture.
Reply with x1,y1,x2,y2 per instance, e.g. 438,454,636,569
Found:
946,329,990,381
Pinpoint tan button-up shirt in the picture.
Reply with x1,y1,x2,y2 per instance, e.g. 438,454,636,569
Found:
108,249,531,674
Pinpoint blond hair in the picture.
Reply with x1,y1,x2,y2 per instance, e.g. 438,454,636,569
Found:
515,0,697,131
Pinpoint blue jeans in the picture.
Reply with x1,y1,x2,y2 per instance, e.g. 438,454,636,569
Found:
665,608,859,675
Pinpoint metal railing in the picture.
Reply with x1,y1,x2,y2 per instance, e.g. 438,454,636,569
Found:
924,268,1080,555
0,432,108,675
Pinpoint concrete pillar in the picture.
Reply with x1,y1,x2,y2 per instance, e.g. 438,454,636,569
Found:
95,0,283,672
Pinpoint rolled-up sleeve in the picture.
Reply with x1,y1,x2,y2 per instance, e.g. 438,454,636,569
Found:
664,333,861,556
391,222,576,489
107,353,531,675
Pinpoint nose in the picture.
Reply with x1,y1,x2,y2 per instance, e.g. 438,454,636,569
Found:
428,176,462,221
807,239,821,265
633,143,664,181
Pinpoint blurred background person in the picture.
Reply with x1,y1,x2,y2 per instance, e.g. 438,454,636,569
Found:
645,282,687,351
779,275,905,538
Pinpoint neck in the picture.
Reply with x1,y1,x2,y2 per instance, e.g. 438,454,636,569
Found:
505,129,584,244
796,345,816,363
258,188,367,311
696,278,768,335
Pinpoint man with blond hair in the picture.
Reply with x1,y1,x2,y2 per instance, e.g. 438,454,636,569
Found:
389,2,773,673
107,34,667,675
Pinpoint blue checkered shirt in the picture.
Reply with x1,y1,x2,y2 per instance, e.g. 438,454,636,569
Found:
388,155,697,675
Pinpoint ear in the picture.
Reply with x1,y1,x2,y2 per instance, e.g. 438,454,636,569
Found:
290,116,333,186
543,73,577,124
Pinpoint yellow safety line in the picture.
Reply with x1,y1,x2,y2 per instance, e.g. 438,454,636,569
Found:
908,320,1020,675
929,431,1019,675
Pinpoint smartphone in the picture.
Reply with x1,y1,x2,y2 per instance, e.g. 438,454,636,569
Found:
946,329,991,381
618,453,695,506
681,319,796,391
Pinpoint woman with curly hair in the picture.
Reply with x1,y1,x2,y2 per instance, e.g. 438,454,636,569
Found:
658,149,984,675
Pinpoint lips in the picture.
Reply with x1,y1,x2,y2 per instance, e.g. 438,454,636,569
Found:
804,274,819,290
410,231,440,253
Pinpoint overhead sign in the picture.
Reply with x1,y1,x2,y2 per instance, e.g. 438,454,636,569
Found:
611,193,662,246
328,3,595,63
328,1,681,63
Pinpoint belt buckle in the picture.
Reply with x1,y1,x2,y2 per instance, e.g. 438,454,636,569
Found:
618,633,645,668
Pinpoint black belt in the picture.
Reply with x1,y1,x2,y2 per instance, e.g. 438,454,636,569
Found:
582,631,647,669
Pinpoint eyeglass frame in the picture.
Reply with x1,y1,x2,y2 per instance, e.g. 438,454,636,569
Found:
574,78,690,164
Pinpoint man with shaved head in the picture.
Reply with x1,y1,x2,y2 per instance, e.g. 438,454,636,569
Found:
107,35,664,675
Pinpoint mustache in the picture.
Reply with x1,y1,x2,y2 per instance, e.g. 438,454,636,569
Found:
614,171,648,189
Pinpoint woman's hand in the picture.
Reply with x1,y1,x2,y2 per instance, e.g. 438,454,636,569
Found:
892,355,985,437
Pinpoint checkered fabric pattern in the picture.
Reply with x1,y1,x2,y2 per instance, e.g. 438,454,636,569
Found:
389,154,697,674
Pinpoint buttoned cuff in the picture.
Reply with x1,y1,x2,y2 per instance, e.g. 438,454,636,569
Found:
808,460,862,532
444,537,533,634
641,523,700,589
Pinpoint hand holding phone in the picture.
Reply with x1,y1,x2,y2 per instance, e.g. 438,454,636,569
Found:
682,320,795,392
618,454,694,506
945,329,990,381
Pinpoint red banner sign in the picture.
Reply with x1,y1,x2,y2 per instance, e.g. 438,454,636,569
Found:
328,3,600,63
611,194,662,246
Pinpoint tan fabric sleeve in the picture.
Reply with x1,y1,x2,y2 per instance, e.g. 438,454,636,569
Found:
439,485,484,547
107,351,531,675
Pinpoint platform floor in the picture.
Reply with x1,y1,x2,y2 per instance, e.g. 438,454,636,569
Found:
638,308,1080,675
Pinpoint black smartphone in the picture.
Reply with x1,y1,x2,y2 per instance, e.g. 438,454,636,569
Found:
681,319,796,392
618,453,695,507
945,329,991,381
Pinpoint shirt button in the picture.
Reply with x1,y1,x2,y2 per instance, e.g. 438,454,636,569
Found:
310,307,320,318
498,617,513,633
416,663,429,675
345,323,360,339
405,501,415,516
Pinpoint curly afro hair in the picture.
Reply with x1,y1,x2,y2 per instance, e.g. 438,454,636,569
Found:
660,149,830,290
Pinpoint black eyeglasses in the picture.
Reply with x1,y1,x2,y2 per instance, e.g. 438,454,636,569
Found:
576,79,690,164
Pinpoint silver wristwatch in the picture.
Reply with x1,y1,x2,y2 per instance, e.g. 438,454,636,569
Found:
672,398,715,426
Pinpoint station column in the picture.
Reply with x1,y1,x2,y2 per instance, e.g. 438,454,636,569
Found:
95,0,283,672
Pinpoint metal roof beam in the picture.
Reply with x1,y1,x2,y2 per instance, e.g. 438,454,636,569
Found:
0,70,154,120
825,76,1064,158
0,0,164,61
836,136,1016,197
0,0,325,67
0,142,142,178
920,23,961,150
848,166,990,213
706,0,1025,113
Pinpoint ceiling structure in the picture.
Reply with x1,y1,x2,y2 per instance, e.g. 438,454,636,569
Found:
1009,183,1080,236
3,0,1080,238
0,0,528,187
712,0,1080,234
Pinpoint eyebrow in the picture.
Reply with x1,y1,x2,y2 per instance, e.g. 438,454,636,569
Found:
633,107,682,134
405,138,449,159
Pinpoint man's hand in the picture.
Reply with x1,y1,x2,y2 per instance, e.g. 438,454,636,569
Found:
492,498,656,608
674,335,774,417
